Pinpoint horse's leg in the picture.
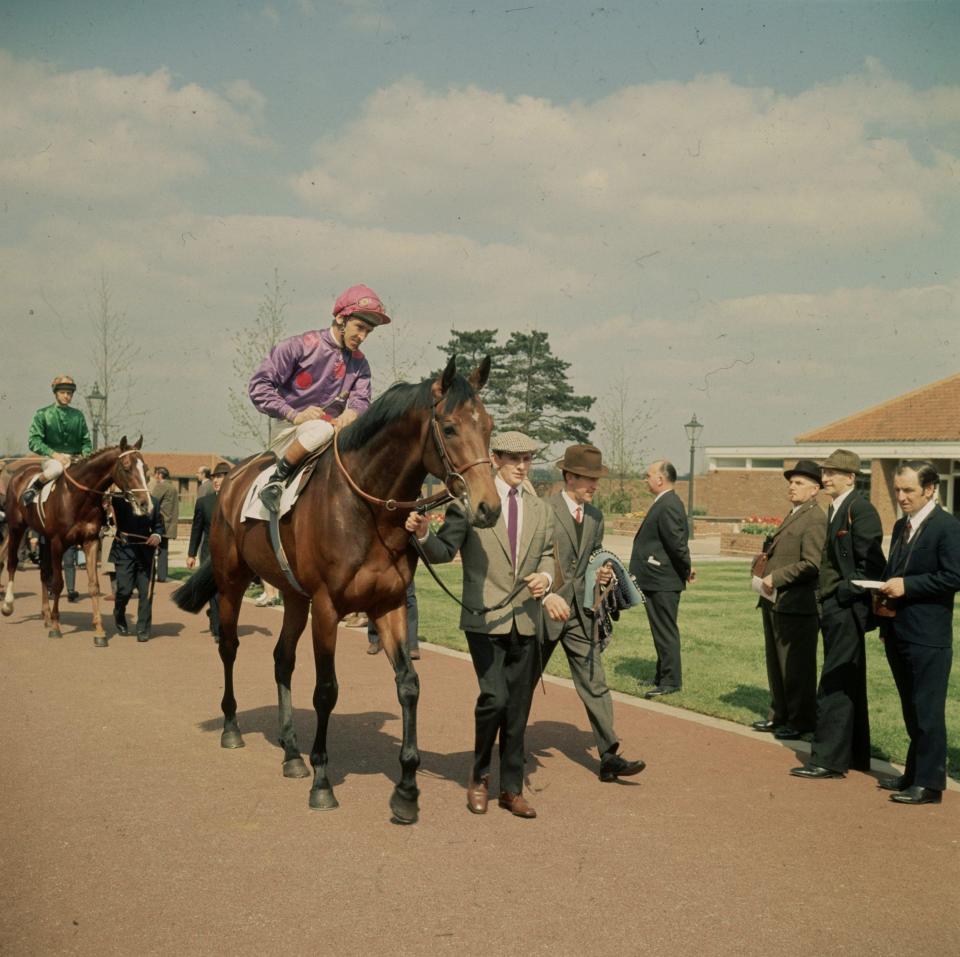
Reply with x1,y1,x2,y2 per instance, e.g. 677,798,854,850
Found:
83,538,107,647
48,539,67,638
273,592,311,778
1,523,24,616
374,606,421,825
307,596,340,810
217,579,249,749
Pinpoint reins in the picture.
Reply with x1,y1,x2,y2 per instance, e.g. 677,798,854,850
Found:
62,449,146,495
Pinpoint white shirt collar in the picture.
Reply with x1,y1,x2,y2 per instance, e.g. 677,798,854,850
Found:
561,490,584,519
906,498,937,531
654,488,671,503
829,486,855,515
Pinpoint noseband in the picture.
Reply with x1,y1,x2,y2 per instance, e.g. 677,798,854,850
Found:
62,448,148,503
333,399,490,513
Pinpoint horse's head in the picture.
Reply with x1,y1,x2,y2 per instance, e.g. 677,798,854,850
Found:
113,435,151,516
428,356,501,529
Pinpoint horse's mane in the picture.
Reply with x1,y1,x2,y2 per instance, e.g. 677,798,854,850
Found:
337,374,476,452
70,445,125,467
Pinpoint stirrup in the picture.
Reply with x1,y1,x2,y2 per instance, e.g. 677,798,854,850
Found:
259,479,285,513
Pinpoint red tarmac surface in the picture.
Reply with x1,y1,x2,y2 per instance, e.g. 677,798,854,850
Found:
2,568,959,956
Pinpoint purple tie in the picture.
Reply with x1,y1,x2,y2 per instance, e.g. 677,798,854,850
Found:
507,487,518,567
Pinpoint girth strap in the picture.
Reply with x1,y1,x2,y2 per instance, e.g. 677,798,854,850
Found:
269,510,308,596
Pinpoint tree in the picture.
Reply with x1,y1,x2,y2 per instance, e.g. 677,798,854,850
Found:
496,330,595,446
227,268,290,449
598,372,656,508
86,270,142,446
435,329,508,414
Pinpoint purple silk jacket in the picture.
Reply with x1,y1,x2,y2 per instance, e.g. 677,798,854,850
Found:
248,328,373,423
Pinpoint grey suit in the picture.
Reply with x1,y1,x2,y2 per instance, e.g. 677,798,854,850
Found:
419,492,555,793
758,500,826,731
540,493,618,757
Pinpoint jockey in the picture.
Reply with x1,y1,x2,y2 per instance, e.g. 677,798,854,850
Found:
21,375,93,506
249,283,391,512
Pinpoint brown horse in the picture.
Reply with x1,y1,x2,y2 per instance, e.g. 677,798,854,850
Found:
172,358,500,822
1,437,151,644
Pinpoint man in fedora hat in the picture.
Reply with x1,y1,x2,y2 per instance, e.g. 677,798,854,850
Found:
249,283,391,512
791,449,884,782
406,431,560,819
538,444,646,781
753,459,827,741
186,461,232,641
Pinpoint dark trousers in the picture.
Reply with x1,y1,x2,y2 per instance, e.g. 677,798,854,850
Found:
540,617,618,757
114,547,154,637
760,603,818,731
368,580,418,651
156,538,170,581
465,626,537,795
811,599,871,772
62,545,78,593
641,590,682,689
885,633,952,791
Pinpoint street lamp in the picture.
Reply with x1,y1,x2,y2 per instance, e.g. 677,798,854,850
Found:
684,413,703,539
86,382,106,450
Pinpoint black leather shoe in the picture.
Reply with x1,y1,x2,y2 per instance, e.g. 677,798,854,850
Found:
752,719,776,732
67,591,80,603
114,618,129,636
878,775,909,792
790,764,844,780
259,480,284,513
20,484,40,507
644,686,679,699
774,727,805,740
890,785,941,805
599,753,646,782
137,632,150,643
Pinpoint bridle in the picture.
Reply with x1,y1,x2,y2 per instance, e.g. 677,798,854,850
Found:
62,448,150,509
333,397,491,514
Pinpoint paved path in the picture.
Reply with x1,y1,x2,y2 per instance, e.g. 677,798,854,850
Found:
2,569,958,956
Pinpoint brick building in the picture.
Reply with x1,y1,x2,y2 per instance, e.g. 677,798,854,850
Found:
699,371,960,526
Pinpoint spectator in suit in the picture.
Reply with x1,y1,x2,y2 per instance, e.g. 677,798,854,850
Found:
791,449,885,781
196,466,213,500
877,461,960,805
110,493,164,642
629,460,695,698
186,461,231,640
753,460,827,740
151,466,179,583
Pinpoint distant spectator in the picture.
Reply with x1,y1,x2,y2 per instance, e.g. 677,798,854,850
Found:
187,461,231,640
151,466,179,583
197,466,213,499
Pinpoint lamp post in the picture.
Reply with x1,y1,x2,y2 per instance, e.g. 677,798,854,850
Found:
684,413,703,539
86,382,106,450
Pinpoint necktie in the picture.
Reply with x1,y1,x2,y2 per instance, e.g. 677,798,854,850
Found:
575,506,583,524
827,503,835,524
507,488,518,567
903,518,912,544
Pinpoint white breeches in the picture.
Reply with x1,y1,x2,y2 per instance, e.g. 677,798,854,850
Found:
296,419,335,452
41,458,64,481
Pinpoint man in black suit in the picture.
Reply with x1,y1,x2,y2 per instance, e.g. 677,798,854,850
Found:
629,460,695,698
186,461,230,641
791,449,885,781
877,461,960,805
110,493,164,642
539,444,646,781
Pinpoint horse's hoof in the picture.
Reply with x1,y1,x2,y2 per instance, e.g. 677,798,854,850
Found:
283,757,310,779
0,603,12,617
389,791,420,825
93,635,109,648
220,730,245,749
309,788,339,811
48,629,62,639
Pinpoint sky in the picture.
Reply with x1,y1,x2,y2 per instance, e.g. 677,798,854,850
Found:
1,0,958,469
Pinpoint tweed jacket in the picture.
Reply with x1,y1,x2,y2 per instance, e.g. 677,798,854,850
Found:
543,493,604,641
880,505,960,649
760,500,827,615
629,489,691,592
152,479,180,540
418,493,556,636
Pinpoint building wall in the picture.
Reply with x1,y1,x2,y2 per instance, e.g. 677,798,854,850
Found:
696,470,794,518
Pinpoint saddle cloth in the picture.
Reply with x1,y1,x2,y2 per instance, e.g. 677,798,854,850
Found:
239,436,334,523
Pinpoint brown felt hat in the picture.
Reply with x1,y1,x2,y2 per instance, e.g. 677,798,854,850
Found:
820,449,862,474
783,459,823,486
212,461,232,477
555,444,609,479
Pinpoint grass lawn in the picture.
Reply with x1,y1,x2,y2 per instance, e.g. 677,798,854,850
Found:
412,561,960,780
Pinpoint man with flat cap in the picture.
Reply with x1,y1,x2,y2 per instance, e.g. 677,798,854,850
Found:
186,461,231,641
406,431,560,819
753,459,827,740
539,444,646,781
791,449,884,781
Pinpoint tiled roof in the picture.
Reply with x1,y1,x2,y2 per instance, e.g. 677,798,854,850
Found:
1,450,234,479
796,372,960,443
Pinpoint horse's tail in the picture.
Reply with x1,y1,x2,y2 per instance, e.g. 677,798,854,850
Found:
172,561,217,613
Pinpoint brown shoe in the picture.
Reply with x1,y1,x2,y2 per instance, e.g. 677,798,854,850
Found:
366,639,381,655
498,791,536,818
466,775,489,814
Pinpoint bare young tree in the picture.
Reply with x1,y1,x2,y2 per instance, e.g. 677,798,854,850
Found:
227,268,290,450
87,270,142,446
598,372,656,508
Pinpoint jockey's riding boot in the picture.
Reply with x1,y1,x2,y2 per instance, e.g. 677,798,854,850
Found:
20,476,44,507
259,456,295,513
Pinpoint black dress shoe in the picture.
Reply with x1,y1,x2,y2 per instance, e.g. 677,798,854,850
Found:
644,686,679,699
878,775,909,792
789,764,845,780
752,719,776,732
67,590,80,603
890,785,941,805
599,753,647,782
774,727,804,740
114,619,129,636
136,632,150,643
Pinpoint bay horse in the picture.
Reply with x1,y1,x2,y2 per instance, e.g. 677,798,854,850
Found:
2,437,152,645
172,357,500,823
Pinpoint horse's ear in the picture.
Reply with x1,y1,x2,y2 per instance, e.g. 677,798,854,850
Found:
134,435,143,450
467,356,491,391
119,436,129,451
431,356,457,400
